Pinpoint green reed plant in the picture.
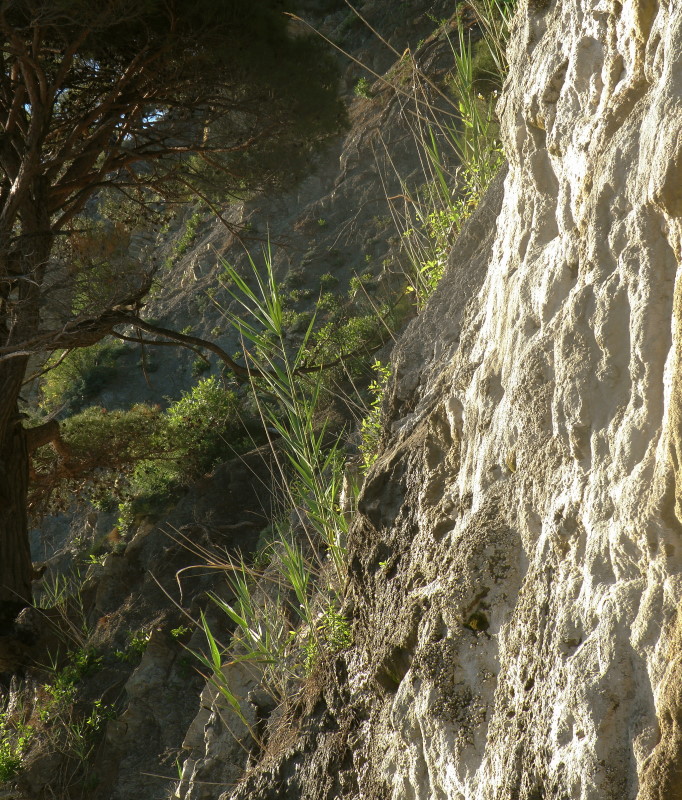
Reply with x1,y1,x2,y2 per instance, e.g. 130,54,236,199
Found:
189,249,360,731
384,1,513,308
219,248,349,581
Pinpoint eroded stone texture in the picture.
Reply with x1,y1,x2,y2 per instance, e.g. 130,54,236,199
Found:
208,1,682,799
347,0,682,797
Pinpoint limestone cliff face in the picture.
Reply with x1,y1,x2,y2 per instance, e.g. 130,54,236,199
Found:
219,1,682,798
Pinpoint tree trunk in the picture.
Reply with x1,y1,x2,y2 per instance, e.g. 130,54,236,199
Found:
0,207,52,636
0,409,31,635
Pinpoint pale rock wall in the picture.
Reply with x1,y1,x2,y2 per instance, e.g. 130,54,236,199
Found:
350,0,682,797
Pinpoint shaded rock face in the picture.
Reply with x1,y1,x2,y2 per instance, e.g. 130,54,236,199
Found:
220,1,682,799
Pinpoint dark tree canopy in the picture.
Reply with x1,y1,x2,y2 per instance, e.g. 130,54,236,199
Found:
0,0,344,634
0,0,343,233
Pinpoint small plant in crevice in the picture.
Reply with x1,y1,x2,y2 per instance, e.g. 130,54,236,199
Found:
360,360,392,472
114,629,151,662
175,210,202,257
63,699,115,764
301,601,352,676
39,648,103,724
0,710,34,783
354,76,373,98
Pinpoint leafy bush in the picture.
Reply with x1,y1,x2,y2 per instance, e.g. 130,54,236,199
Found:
319,272,338,288
31,377,247,525
60,404,166,465
191,356,211,376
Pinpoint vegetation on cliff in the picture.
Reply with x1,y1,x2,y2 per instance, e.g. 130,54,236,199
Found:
0,1,515,796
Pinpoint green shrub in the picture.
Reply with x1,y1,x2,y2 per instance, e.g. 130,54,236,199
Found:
302,314,383,380
354,76,373,98
348,273,373,297
32,377,247,525
29,403,168,514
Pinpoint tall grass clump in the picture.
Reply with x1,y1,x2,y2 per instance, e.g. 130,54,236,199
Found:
221,247,349,581
190,249,356,730
387,0,514,307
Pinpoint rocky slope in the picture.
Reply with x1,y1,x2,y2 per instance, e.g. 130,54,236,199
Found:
8,0,681,798
182,0,682,798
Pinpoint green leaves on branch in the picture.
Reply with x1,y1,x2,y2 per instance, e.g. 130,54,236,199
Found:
30,376,245,523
